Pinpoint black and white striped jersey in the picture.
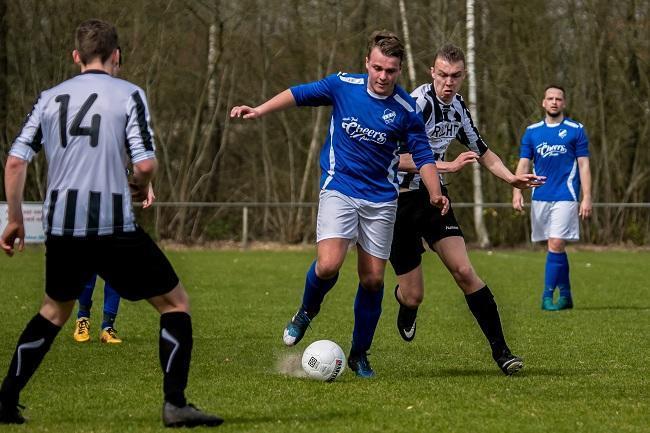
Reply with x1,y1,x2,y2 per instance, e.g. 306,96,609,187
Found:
9,70,155,237
397,83,488,191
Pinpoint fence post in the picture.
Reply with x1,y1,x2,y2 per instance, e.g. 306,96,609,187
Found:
242,206,249,248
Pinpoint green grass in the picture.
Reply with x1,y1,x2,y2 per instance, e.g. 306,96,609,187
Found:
0,247,648,433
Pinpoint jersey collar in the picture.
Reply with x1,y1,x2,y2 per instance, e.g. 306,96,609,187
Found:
81,69,110,75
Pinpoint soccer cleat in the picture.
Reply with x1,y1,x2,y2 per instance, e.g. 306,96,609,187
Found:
282,309,311,346
555,296,573,310
0,401,26,424
395,285,417,342
494,350,524,376
348,351,376,378
100,327,123,344
541,297,558,311
162,402,223,428
73,317,91,342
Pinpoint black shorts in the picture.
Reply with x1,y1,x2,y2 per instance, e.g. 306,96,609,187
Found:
389,187,464,276
45,226,179,302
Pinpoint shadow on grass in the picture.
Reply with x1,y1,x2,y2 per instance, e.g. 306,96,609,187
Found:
411,367,584,378
576,306,650,311
226,409,355,425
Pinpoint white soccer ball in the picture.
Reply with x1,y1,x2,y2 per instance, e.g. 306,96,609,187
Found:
301,340,346,382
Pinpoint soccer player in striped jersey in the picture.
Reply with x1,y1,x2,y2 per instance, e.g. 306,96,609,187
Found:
389,44,544,375
513,85,592,311
0,19,222,426
231,30,449,378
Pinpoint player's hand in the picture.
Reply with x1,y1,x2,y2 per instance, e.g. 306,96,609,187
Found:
230,105,261,119
512,190,525,213
0,221,25,257
430,194,450,216
129,179,149,203
450,151,479,172
579,197,592,220
142,183,156,209
510,174,545,190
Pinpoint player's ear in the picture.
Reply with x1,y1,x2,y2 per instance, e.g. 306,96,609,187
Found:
72,50,82,66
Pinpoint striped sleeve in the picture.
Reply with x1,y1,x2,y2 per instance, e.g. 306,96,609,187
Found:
456,96,488,156
9,93,45,162
125,88,156,164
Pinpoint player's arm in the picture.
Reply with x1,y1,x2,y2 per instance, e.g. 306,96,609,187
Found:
230,89,296,119
398,151,477,174
130,159,158,203
418,163,449,215
577,156,592,220
512,158,531,212
479,149,545,189
0,156,28,256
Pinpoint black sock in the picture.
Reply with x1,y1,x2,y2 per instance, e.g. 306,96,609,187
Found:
0,314,61,405
159,312,193,407
465,286,509,358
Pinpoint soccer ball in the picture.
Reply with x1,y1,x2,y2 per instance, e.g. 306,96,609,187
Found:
301,340,346,382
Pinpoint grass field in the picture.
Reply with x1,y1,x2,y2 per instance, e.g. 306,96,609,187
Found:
0,246,648,433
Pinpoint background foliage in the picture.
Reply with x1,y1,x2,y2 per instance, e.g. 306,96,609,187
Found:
1,0,648,244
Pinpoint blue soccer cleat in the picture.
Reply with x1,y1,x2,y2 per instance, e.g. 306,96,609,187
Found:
555,296,573,310
348,351,376,378
541,297,557,311
282,309,311,346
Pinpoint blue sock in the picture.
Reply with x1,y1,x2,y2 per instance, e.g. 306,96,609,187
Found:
301,261,338,318
77,275,97,319
544,251,564,299
351,283,383,355
554,252,572,298
101,282,121,329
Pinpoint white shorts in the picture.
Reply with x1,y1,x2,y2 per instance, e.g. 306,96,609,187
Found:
531,200,580,242
316,189,397,260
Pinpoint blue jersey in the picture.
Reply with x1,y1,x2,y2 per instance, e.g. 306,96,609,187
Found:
290,73,435,202
520,118,589,202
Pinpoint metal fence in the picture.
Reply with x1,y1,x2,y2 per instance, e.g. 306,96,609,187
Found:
149,202,650,246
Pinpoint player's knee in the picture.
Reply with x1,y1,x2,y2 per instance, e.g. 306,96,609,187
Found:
150,283,190,314
39,297,75,327
359,275,384,292
548,238,566,252
451,264,477,288
401,289,423,307
315,261,341,279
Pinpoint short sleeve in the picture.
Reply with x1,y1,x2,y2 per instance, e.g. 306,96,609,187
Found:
290,74,336,107
9,93,45,162
125,88,156,164
519,128,534,159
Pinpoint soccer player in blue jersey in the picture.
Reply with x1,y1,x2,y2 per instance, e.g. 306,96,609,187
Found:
231,30,449,378
73,276,123,343
0,19,222,426
389,45,544,375
513,85,592,311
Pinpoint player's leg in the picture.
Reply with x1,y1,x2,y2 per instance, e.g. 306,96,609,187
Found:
347,198,396,378
283,238,349,346
284,190,356,346
393,266,424,341
102,228,222,427
348,247,386,378
0,296,74,424
0,234,87,424
547,201,579,310
434,236,523,375
74,274,97,342
100,281,122,344
531,200,558,310
389,190,428,342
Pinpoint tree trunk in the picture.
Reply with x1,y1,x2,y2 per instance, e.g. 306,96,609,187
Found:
466,0,490,247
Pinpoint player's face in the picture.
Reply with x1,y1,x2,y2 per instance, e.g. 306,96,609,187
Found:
542,88,565,118
365,47,402,96
431,59,465,104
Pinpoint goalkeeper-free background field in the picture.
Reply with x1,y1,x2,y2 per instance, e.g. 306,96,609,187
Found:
0,247,648,433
